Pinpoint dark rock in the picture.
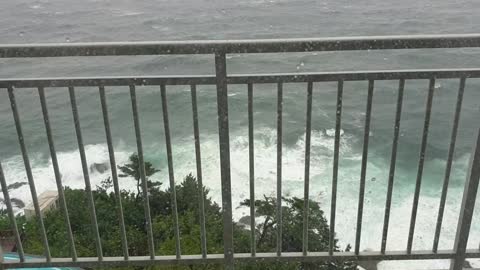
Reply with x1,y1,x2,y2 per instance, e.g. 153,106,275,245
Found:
358,260,378,270
0,182,27,192
90,162,109,174
10,198,25,209
239,215,251,226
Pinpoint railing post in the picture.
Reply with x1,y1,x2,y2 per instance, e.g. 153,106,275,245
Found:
215,51,234,269
450,126,480,270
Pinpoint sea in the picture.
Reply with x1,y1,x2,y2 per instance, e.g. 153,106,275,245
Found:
1,0,480,269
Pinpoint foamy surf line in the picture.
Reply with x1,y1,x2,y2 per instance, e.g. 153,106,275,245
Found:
1,128,479,269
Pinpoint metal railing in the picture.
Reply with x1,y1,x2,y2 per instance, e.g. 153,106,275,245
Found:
0,34,480,270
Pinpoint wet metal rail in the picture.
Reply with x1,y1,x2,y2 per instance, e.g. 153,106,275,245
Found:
0,34,480,270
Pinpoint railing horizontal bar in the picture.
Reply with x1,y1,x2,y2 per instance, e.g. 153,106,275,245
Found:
3,68,480,88
1,34,480,57
4,250,480,269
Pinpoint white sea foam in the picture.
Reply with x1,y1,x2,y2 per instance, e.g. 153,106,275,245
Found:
1,128,479,269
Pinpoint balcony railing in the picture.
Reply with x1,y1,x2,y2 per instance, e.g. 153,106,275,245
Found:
0,34,480,270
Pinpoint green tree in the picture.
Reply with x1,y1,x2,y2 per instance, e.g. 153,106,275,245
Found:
1,153,357,270
118,153,160,199
240,196,357,270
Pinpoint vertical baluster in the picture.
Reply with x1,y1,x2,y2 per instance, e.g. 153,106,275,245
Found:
215,52,234,269
276,82,283,256
381,79,405,253
0,162,25,262
330,80,343,255
433,77,465,253
355,80,374,255
191,84,208,258
450,111,480,270
68,86,103,260
160,84,181,258
407,78,435,253
303,82,313,255
38,87,77,261
129,85,156,259
8,86,51,262
98,86,129,260
247,83,256,257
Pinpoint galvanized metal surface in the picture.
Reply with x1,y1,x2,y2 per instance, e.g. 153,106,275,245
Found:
68,86,103,261
190,84,208,259
8,86,51,262
302,81,313,256
432,78,466,254
129,85,156,259
2,250,480,269
3,69,480,88
0,162,25,262
330,80,343,256
247,82,256,257
450,126,480,270
381,79,405,254
2,34,480,57
215,52,234,269
160,84,182,259
99,86,129,260
407,78,436,254
276,82,283,256
1,36,480,269
39,87,78,261
355,80,374,255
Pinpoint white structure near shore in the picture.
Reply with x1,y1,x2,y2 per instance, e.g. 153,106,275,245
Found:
24,191,59,220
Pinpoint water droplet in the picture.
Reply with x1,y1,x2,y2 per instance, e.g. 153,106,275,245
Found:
296,65,300,70
65,37,71,42
300,61,305,67
18,32,25,37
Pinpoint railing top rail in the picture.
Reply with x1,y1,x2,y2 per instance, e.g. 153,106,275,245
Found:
1,34,480,57
1,68,479,88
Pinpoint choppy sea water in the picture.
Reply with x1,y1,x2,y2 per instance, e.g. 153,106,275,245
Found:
1,0,480,269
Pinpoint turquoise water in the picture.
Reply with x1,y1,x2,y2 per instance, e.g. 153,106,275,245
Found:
3,253,80,270
1,1,480,269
